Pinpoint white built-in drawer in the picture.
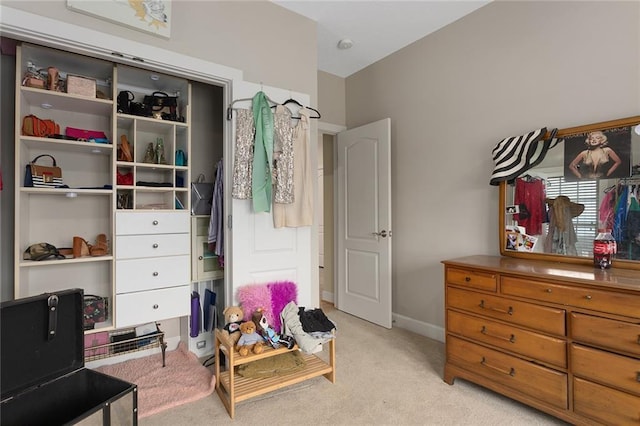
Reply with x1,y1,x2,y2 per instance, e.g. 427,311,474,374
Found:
116,255,189,293
116,285,190,327
116,234,190,259
116,211,189,235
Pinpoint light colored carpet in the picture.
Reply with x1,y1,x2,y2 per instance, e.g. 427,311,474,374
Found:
140,304,569,425
96,342,215,419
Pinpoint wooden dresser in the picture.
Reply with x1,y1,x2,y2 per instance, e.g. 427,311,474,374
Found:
442,255,640,425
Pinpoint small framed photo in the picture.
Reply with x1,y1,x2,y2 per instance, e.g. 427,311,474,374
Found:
505,205,520,215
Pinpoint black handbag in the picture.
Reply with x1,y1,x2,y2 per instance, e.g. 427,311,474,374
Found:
143,91,179,121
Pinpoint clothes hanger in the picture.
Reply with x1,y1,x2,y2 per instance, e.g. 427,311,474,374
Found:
271,97,322,119
226,89,278,120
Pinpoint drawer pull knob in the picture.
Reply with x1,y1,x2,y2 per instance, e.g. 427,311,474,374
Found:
481,357,515,377
464,276,471,282
585,295,592,300
545,288,552,293
153,304,159,309
153,272,158,276
479,300,513,315
481,326,516,343
153,243,159,248
153,220,159,225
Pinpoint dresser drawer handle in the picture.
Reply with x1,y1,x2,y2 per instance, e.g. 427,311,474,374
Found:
153,243,159,249
152,220,159,225
464,276,471,282
481,357,515,377
479,300,513,315
153,271,158,276
584,295,592,300
153,304,159,309
545,288,552,293
481,326,516,343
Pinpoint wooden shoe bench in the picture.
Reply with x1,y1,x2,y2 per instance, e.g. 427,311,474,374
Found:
214,328,335,418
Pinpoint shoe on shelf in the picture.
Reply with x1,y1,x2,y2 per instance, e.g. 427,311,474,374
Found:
72,234,109,258
143,142,156,164
118,134,133,162
91,234,108,256
73,236,91,258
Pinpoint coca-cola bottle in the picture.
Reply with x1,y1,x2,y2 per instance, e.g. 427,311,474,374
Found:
593,229,616,269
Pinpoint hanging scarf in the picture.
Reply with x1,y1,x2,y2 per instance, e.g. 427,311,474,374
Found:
251,91,274,212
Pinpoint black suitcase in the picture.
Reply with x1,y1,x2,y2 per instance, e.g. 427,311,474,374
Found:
1,289,138,425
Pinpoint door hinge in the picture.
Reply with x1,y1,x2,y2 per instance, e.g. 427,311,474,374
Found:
227,215,232,229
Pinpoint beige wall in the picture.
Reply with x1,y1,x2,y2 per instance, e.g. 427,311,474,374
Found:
344,1,640,332
318,70,346,127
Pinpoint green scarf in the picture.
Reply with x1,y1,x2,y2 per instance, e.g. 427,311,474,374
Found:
251,91,274,212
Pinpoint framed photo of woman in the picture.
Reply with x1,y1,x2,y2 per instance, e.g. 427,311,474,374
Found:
564,126,632,181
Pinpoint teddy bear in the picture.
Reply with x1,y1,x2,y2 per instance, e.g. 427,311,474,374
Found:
252,308,295,349
235,320,265,356
221,306,244,346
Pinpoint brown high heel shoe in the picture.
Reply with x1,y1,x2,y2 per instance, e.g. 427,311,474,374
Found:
91,234,108,256
73,236,91,258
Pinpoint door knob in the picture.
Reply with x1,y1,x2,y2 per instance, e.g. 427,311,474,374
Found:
372,230,389,238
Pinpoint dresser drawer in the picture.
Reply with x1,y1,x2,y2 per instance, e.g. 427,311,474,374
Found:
447,311,566,368
116,211,189,235
571,344,640,396
447,287,565,336
115,285,190,327
571,313,640,356
116,234,190,259
502,277,640,318
447,335,568,408
574,377,640,426
116,255,190,293
446,267,497,292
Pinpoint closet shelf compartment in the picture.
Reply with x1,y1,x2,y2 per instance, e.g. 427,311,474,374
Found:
20,136,114,154
20,256,114,268
21,87,113,115
20,188,113,195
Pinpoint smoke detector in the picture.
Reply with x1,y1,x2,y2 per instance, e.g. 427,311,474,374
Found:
337,38,354,50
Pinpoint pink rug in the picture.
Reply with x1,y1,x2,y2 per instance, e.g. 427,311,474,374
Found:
96,342,215,419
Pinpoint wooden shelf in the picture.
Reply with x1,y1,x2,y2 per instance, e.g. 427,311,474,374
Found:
214,329,335,418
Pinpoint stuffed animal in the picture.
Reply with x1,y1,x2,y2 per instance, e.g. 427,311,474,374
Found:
235,321,265,356
252,308,295,349
221,306,244,346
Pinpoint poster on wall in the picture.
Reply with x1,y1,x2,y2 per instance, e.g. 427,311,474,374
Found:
67,0,171,39
564,126,632,181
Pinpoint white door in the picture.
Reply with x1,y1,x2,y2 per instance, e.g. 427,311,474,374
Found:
227,81,313,308
336,118,392,328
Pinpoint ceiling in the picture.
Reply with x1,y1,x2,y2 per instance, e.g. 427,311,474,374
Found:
273,1,491,78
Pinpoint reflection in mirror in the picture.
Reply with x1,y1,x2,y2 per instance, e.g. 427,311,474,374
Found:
503,116,640,267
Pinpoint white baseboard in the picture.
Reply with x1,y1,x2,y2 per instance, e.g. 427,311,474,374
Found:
392,312,445,343
321,290,334,304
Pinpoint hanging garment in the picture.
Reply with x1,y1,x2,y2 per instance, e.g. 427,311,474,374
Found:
544,203,578,256
251,91,274,213
208,158,224,265
613,185,629,242
273,108,313,228
231,109,255,199
514,177,545,235
598,188,616,231
272,104,295,204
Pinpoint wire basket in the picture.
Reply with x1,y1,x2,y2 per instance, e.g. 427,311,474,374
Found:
84,324,167,365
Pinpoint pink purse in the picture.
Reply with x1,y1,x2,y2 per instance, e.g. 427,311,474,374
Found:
65,127,107,141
